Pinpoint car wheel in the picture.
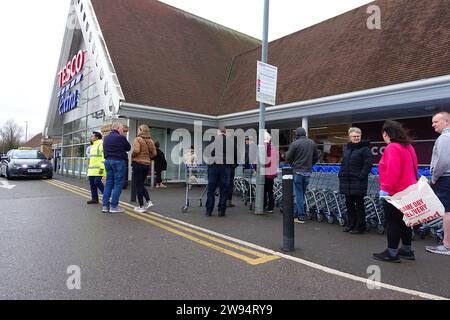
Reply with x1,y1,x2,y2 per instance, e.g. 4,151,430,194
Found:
46,174,53,180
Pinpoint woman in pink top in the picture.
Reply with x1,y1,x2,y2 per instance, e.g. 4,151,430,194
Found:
373,120,418,263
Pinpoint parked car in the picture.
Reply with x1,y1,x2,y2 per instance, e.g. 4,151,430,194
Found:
0,148,53,180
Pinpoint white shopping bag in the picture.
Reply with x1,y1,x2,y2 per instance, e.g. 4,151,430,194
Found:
385,176,445,227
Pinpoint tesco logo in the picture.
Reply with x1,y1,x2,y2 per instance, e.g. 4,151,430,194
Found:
58,50,85,88
371,146,386,156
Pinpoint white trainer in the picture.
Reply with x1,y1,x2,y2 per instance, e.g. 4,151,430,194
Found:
145,201,154,210
134,206,147,213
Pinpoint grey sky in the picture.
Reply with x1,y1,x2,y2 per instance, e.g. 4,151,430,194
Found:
0,0,371,141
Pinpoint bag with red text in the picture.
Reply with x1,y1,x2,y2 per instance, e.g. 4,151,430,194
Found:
385,176,445,227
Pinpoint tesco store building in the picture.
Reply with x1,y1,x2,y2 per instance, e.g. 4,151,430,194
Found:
43,0,450,182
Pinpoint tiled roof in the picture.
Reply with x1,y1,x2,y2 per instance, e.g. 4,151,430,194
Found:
219,0,450,115
91,0,260,116
22,133,42,149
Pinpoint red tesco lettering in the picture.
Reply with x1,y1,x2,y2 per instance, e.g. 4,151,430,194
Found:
58,50,85,87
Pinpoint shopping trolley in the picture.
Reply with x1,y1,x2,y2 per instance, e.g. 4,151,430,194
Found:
242,168,257,210
181,165,208,213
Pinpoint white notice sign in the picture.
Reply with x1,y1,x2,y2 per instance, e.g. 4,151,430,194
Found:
256,61,278,105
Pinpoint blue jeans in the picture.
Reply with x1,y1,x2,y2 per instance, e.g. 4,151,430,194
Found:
102,160,125,208
293,173,310,219
206,166,231,214
89,176,104,201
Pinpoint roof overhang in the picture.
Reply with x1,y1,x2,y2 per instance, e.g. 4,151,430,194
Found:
119,75,450,129
218,74,450,127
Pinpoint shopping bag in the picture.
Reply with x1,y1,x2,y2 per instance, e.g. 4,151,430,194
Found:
384,176,445,227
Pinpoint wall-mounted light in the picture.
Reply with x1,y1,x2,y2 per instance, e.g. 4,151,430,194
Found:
92,110,105,119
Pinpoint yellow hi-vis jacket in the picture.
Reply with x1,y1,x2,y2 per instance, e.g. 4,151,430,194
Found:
87,139,105,177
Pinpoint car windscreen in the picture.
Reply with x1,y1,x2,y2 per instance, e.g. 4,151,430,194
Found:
12,151,46,159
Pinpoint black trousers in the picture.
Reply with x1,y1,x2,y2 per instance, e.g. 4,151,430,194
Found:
345,195,366,232
155,169,163,184
132,162,150,206
383,200,412,249
264,177,274,210
227,167,235,201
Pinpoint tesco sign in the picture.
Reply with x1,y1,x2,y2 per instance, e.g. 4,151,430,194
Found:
58,50,85,88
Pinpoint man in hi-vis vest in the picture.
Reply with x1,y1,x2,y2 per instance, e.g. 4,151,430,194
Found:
87,131,105,204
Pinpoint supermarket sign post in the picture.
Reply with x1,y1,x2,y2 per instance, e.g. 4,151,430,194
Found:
256,61,278,106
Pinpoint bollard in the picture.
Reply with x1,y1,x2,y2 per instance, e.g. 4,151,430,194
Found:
282,167,295,252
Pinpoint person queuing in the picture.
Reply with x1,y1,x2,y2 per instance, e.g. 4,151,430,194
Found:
338,127,373,234
86,131,105,204
205,127,236,217
227,136,239,208
373,120,418,263
426,111,450,256
263,130,278,213
285,127,319,223
154,141,168,188
102,122,131,214
131,125,156,213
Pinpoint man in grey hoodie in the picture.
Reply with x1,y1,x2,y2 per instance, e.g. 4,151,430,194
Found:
285,127,319,223
426,111,450,256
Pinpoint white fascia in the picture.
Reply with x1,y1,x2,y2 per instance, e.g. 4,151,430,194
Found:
75,0,125,117
119,74,450,129
217,74,450,127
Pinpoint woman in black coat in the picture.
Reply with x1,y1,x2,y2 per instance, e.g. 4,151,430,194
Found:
154,141,167,188
338,127,373,234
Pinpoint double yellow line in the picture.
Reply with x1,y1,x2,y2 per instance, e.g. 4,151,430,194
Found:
45,179,280,266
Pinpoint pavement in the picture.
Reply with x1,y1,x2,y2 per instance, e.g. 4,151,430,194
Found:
0,174,449,300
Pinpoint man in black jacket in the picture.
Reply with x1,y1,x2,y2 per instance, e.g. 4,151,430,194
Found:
102,122,131,214
205,127,236,216
285,127,319,223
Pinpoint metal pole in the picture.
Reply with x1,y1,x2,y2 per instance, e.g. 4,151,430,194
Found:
130,168,136,202
282,167,295,252
25,121,28,142
255,0,270,215
151,160,155,188
302,117,309,137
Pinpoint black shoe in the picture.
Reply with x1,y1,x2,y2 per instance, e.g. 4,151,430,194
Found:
218,211,225,217
343,227,352,232
397,248,415,260
373,249,401,263
206,211,212,217
87,200,99,204
349,229,364,234
226,201,235,207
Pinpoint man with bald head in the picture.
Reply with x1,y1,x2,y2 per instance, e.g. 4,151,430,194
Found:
426,111,450,255
102,122,131,214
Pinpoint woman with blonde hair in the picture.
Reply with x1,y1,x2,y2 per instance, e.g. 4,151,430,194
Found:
338,127,373,233
131,124,157,213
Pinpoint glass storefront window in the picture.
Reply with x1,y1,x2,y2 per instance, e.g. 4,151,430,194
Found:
62,147,71,157
72,131,86,145
73,144,87,157
63,121,73,134
72,118,86,132
87,113,103,129
63,134,72,146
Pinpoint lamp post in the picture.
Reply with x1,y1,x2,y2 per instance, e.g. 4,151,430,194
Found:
25,121,28,143
255,0,270,215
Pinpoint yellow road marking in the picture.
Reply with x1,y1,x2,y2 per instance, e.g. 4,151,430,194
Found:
45,179,279,265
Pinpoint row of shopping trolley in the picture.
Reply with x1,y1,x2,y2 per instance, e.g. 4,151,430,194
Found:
232,166,444,242
181,164,444,242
